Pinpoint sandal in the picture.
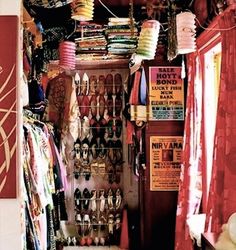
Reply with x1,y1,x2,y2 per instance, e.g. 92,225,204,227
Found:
105,73,113,96
114,73,122,95
89,75,97,95
90,95,97,117
98,75,105,95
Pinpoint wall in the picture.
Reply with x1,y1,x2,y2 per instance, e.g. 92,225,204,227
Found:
0,1,22,250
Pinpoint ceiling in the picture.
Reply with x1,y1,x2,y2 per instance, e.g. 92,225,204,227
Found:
24,0,198,29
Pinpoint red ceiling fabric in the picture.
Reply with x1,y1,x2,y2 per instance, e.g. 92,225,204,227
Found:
205,9,236,233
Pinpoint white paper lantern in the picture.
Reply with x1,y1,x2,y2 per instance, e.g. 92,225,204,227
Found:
71,0,94,21
59,41,76,70
136,20,160,60
176,12,196,54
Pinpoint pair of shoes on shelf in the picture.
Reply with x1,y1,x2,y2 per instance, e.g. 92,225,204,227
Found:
74,188,91,211
106,73,122,96
107,117,122,138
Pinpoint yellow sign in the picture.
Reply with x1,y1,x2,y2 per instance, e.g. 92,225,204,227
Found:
150,136,183,191
149,66,184,120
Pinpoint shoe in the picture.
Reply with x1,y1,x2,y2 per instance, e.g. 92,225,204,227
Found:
81,138,90,165
107,118,114,138
107,188,114,210
74,138,81,160
114,73,122,95
98,117,107,138
99,189,106,212
98,137,107,159
115,117,122,138
99,95,106,118
90,117,100,138
90,136,99,159
89,75,97,95
74,188,82,210
90,95,97,117
106,73,113,95
114,139,122,165
81,116,90,141
115,94,122,117
90,189,97,212
115,188,122,210
98,75,105,95
80,95,90,118
107,140,115,165
82,188,91,210
106,95,113,117
81,72,89,95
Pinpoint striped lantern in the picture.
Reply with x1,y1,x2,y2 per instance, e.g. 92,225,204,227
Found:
59,41,76,69
176,12,196,54
136,20,160,60
71,0,94,21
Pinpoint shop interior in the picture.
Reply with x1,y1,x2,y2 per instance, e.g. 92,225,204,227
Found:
0,0,236,250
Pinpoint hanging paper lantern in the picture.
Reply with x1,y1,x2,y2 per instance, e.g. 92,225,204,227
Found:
59,41,76,69
136,20,160,60
71,0,94,21
176,12,196,54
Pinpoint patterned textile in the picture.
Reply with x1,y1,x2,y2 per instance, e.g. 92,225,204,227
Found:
205,9,236,233
44,72,73,137
175,53,203,250
24,0,72,8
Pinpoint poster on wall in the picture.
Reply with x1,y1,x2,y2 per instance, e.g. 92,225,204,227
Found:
150,136,183,191
0,16,18,198
149,66,184,120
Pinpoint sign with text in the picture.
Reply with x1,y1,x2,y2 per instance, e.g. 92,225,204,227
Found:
149,66,184,120
0,16,18,198
150,136,183,191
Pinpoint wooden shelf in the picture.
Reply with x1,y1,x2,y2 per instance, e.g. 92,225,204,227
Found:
49,58,130,71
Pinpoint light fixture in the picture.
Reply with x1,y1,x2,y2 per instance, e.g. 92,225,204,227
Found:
176,12,196,54
71,0,94,21
136,20,160,60
59,41,76,69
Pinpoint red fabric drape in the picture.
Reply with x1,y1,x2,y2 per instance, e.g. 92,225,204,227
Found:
175,53,203,250
205,9,236,233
